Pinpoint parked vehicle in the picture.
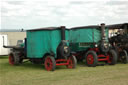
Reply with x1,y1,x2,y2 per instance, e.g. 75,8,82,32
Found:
108,23,128,64
69,23,117,67
4,26,77,71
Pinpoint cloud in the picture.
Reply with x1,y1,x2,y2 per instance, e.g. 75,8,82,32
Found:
7,1,24,5
106,1,128,5
1,1,29,16
1,0,128,29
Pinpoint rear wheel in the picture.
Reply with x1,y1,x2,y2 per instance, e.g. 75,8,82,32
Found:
66,55,77,69
85,51,98,67
108,50,117,65
120,50,128,64
44,56,56,71
9,53,14,65
9,52,22,65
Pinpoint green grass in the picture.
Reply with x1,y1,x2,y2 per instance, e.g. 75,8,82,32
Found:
0,56,128,85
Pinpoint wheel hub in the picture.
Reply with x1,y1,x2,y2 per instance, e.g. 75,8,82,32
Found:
87,54,94,64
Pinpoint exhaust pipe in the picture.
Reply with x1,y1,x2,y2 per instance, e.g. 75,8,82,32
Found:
99,23,109,53
101,23,106,41
2,36,5,47
60,26,65,41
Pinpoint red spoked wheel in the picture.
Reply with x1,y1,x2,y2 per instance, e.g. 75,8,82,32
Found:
85,51,98,67
9,53,14,65
44,56,56,71
66,55,77,69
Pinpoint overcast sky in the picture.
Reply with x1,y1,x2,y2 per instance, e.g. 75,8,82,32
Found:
1,0,128,30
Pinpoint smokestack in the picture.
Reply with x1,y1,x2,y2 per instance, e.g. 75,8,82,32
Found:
101,23,106,40
60,26,66,41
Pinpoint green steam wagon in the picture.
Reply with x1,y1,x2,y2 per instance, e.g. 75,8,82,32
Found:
69,23,117,67
4,26,77,71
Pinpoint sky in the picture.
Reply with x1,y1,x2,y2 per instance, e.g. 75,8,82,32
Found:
0,0,128,30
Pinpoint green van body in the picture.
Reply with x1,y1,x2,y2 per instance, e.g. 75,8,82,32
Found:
26,26,109,58
27,29,69,58
69,27,109,52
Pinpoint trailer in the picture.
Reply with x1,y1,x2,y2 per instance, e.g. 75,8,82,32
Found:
108,23,128,64
69,23,117,67
4,26,77,71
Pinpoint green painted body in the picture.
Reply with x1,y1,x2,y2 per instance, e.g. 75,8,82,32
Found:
69,27,109,52
27,30,69,58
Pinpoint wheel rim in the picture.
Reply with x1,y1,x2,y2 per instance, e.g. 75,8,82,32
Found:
67,57,73,68
9,54,14,65
87,54,94,64
45,57,53,71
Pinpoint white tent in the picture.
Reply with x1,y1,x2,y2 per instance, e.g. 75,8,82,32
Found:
0,35,9,55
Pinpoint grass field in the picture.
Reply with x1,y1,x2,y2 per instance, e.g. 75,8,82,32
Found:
0,56,128,85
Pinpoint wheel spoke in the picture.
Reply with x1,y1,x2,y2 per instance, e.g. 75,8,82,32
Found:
44,56,55,71
66,56,76,69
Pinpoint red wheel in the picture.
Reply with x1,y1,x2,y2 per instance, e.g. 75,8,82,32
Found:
86,54,94,65
85,51,98,67
44,56,56,71
9,54,14,65
66,56,77,69
9,52,22,65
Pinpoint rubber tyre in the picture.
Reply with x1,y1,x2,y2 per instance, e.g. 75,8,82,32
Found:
108,50,117,65
66,55,77,69
9,52,21,65
120,50,128,64
44,56,56,71
114,46,119,60
85,51,98,67
14,52,20,65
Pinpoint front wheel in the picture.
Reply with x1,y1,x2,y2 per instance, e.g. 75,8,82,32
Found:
66,55,77,69
44,56,56,71
108,50,117,65
85,51,98,67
